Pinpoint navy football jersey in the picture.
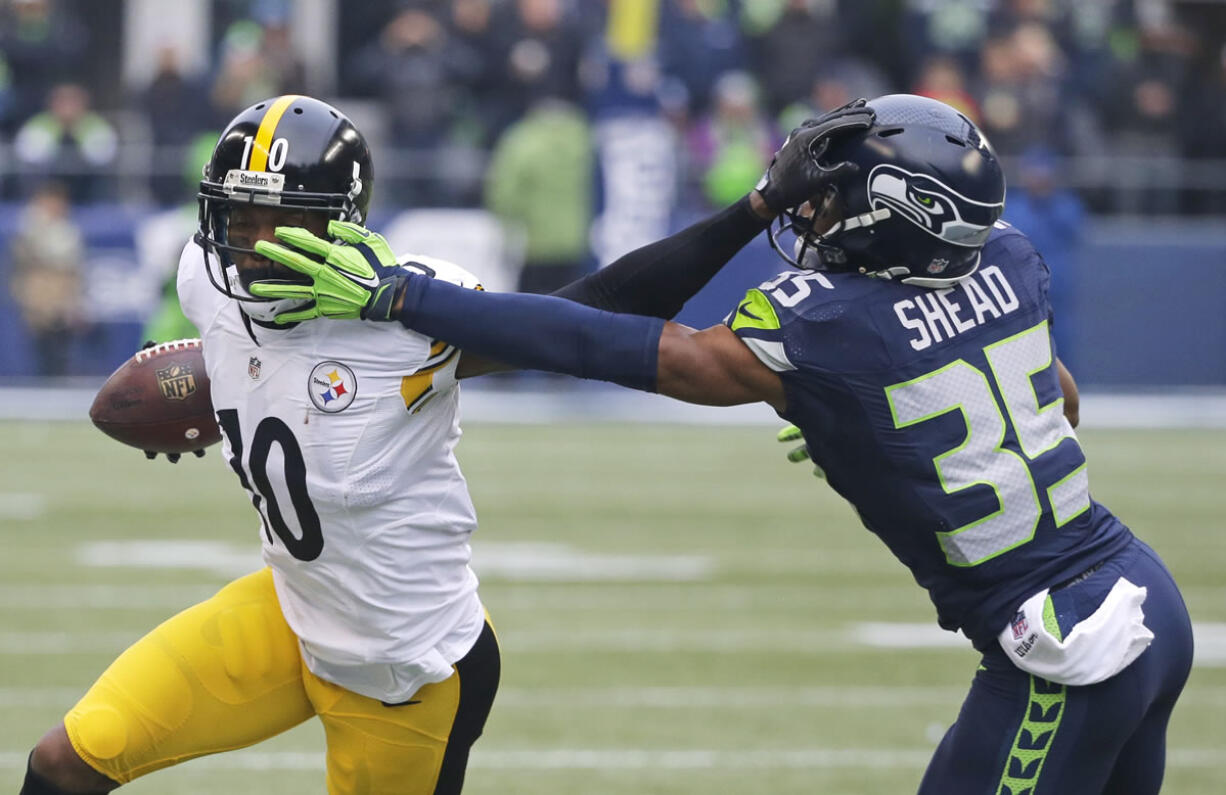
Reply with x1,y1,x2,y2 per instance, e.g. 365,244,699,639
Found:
731,223,1132,648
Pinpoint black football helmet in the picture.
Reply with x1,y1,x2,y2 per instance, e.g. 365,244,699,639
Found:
770,94,1005,289
197,95,374,320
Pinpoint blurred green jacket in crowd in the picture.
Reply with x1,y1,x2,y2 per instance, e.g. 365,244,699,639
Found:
484,100,593,272
142,277,198,343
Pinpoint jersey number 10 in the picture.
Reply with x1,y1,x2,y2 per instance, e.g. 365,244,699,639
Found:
885,321,1091,567
216,409,324,561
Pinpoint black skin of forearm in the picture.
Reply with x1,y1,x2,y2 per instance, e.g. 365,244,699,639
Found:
453,191,776,379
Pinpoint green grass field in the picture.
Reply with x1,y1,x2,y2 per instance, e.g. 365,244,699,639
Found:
2,420,1224,794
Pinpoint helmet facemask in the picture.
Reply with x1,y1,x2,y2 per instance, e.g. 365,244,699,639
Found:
767,185,892,274
197,184,355,323
199,199,339,323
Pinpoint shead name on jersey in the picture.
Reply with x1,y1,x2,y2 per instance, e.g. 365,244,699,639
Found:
892,265,1021,352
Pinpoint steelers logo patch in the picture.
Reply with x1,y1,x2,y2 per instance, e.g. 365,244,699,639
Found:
308,361,357,413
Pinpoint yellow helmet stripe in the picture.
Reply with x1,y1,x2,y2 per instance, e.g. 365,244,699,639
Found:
247,95,301,172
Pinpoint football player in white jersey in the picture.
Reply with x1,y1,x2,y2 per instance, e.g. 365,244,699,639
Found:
20,94,844,795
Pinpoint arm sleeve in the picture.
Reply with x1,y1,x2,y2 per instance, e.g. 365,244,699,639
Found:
396,276,664,392
550,194,768,319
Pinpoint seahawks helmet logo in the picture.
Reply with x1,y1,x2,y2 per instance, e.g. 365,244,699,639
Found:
867,165,1001,248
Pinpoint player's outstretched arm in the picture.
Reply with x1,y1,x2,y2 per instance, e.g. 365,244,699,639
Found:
451,193,777,380
251,235,785,407
451,193,776,380
394,272,785,407
655,324,785,409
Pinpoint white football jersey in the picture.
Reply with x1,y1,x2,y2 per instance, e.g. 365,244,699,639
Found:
177,240,486,703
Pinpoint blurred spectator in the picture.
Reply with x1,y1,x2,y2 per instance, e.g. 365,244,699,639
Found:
348,8,457,147
347,5,492,203
686,71,775,208
752,0,844,115
1100,19,1195,214
975,24,1068,156
988,0,1064,34
490,0,584,131
1183,43,1226,213
0,0,88,132
657,0,747,114
142,276,198,344
1003,146,1084,365
901,0,991,75
913,54,980,124
142,47,211,206
209,19,300,122
484,98,593,294
778,57,891,134
14,82,117,202
447,0,502,145
257,6,307,97
7,182,85,375
0,51,13,130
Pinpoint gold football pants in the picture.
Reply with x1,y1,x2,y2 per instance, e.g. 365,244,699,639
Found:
63,568,499,794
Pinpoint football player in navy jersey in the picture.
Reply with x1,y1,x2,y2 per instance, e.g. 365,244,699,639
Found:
251,95,1192,794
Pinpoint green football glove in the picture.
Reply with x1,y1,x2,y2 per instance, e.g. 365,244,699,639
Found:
249,220,408,324
777,424,826,479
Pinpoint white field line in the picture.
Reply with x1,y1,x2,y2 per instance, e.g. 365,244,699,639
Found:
0,628,929,656
69,540,718,583
0,632,142,654
0,584,218,609
5,581,1225,614
498,627,965,654
10,683,1226,712
0,493,46,520
0,583,924,611
0,685,970,711
6,387,1226,427
4,623,1225,665
65,539,902,581
0,748,1221,772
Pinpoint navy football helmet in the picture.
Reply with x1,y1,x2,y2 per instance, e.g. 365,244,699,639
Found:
197,95,374,321
771,94,1005,289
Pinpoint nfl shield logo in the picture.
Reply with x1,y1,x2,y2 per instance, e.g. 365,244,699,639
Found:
248,356,262,380
1010,610,1029,640
155,364,196,401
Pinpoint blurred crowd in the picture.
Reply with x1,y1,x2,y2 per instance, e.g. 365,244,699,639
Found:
3,0,1226,376
1,0,1225,212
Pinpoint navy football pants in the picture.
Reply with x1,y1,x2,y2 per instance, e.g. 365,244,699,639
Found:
919,537,1193,795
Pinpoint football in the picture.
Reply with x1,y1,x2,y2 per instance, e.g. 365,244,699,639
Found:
89,339,221,454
